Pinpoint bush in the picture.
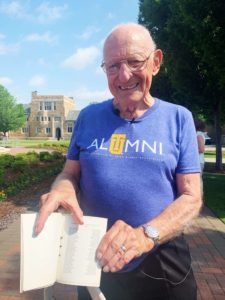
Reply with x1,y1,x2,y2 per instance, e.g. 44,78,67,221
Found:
0,154,15,168
0,150,65,201
39,151,54,162
24,151,39,160
33,141,69,154
5,161,64,196
51,151,64,159
0,189,7,202
11,158,28,172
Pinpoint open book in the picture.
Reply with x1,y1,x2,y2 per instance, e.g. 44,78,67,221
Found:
20,213,107,292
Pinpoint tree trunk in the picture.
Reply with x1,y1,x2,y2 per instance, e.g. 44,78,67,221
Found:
214,100,223,171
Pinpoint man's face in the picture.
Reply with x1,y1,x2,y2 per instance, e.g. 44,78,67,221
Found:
103,31,157,107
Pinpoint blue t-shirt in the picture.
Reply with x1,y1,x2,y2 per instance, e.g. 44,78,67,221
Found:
67,98,200,271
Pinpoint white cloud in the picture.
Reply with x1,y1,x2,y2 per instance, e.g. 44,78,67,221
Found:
0,40,19,55
29,75,46,87
0,1,27,18
0,1,67,24
62,46,100,70
24,32,58,45
76,26,100,40
36,2,68,24
0,76,13,86
95,65,104,75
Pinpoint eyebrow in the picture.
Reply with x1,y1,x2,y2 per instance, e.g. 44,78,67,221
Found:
105,54,147,63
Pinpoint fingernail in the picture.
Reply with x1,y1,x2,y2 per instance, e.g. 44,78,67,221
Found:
34,226,39,236
103,266,109,273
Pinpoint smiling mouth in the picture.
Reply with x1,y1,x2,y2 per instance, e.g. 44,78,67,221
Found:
119,83,139,90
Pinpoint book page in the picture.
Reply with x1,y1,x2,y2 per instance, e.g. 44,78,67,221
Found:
20,213,63,292
57,215,107,287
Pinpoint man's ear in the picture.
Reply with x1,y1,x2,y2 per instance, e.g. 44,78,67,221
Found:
152,49,163,76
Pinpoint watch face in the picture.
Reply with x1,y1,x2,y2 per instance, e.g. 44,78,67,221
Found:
144,225,159,239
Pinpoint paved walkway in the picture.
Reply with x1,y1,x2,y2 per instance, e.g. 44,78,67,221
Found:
0,206,225,299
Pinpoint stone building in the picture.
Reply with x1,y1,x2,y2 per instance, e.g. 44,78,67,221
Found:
11,91,79,139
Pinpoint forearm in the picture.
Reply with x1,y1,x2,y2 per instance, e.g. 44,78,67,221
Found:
51,171,79,195
146,193,202,244
50,159,81,196
139,173,202,251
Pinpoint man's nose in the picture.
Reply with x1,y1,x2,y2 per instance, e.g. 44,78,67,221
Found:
118,63,132,82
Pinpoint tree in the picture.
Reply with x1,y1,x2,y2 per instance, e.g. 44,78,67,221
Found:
0,85,26,136
139,0,225,170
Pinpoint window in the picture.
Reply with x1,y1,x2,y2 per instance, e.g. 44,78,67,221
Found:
67,122,73,133
39,116,50,122
39,102,43,110
54,102,56,110
36,116,39,121
22,128,28,133
36,128,41,133
44,101,52,110
54,116,61,122
46,127,51,134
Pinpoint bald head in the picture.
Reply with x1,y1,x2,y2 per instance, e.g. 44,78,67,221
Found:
103,23,156,59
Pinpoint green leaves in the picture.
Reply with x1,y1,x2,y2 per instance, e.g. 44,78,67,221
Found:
139,0,225,169
0,85,26,135
0,151,65,201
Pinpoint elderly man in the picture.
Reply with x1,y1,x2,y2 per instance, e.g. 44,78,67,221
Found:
36,23,202,300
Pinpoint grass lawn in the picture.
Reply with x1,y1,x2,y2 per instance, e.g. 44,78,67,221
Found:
0,139,70,148
204,151,225,159
203,171,225,223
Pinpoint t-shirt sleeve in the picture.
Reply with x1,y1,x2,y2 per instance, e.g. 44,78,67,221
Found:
176,109,201,174
66,111,83,161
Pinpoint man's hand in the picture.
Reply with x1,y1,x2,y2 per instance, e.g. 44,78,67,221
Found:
96,220,154,273
35,159,83,235
35,189,83,235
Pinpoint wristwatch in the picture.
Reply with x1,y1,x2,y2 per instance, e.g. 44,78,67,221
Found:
142,224,160,246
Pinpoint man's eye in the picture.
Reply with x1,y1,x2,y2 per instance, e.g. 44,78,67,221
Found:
108,63,119,70
128,60,142,67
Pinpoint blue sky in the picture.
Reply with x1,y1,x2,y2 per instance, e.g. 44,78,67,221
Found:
0,0,139,110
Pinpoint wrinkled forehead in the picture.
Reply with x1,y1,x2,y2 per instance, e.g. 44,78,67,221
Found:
103,29,152,61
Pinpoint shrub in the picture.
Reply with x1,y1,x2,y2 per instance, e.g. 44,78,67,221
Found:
0,150,65,201
51,151,63,159
0,168,5,178
11,159,28,172
0,154,15,168
3,161,64,199
17,151,39,166
0,189,7,202
39,151,54,162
